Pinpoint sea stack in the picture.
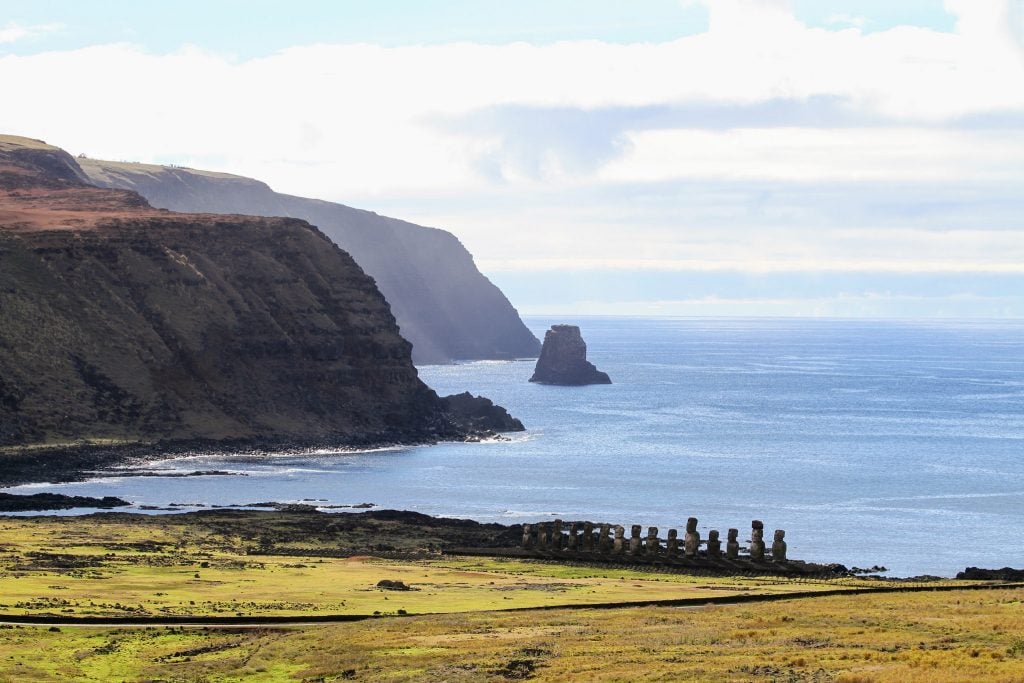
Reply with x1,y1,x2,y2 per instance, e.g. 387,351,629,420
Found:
529,325,611,385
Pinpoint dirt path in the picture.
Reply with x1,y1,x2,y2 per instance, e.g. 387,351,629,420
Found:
2,581,1020,629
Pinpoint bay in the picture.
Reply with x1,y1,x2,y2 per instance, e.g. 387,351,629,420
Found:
6,317,1024,577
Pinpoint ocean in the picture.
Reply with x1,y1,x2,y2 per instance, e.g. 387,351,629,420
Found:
6,317,1024,577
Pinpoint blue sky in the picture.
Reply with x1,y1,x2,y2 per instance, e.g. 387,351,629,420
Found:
3,1,957,56
2,1,1023,317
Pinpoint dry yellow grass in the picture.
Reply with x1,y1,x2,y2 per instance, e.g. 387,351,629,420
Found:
77,156,246,183
0,134,59,152
0,589,1021,681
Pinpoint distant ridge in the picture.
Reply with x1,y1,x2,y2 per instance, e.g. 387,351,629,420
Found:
79,158,541,365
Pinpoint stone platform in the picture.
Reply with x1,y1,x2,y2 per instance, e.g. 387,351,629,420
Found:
448,517,848,577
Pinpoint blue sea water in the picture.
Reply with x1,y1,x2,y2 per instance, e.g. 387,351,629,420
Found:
6,317,1024,577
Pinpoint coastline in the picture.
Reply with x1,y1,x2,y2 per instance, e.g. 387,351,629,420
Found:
0,506,1017,582
0,432,506,489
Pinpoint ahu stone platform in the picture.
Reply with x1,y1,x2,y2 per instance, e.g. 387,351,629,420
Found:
450,518,843,577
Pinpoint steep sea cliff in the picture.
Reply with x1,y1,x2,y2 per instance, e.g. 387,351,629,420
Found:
79,158,541,364
0,135,522,477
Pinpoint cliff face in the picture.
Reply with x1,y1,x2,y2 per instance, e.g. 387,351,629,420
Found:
529,325,611,386
0,135,521,451
78,159,541,365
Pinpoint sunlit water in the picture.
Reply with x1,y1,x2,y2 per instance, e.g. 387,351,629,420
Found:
6,317,1024,577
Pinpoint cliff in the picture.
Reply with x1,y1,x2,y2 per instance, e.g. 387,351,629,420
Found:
77,159,541,365
0,134,522,459
529,325,611,385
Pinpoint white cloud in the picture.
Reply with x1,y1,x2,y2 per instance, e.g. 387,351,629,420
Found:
457,214,1024,276
946,0,1014,40
824,14,867,29
0,3,1021,198
0,22,62,44
599,128,1024,183
477,256,1024,274
518,292,1024,318
1,2,1023,317
1007,0,1024,54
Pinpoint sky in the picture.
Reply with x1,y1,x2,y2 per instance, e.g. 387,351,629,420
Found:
2,0,1023,317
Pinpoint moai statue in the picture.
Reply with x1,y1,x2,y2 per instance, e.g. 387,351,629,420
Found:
630,525,643,556
551,519,564,551
684,517,700,557
537,523,549,550
666,529,679,557
522,524,534,550
568,523,580,552
646,527,659,555
726,528,740,558
583,522,594,552
706,529,722,556
613,525,626,555
750,520,765,559
771,529,787,561
598,524,611,553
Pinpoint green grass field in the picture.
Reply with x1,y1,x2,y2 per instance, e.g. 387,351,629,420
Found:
0,514,1020,681
0,515,957,619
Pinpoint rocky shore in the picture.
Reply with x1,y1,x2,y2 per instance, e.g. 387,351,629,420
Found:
956,566,1024,581
0,492,130,512
0,419,518,488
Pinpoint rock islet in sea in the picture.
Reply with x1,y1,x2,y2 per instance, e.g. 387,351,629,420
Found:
529,324,611,386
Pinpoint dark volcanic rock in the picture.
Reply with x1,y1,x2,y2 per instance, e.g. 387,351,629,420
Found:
956,566,1024,581
0,135,524,471
529,325,611,386
0,492,129,512
442,392,525,433
78,158,541,365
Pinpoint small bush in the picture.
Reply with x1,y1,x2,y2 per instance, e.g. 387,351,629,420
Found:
836,674,877,683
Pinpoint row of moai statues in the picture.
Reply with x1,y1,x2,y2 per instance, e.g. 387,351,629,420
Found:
521,517,787,561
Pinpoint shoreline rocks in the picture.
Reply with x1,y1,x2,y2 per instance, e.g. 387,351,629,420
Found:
956,566,1024,581
0,428,523,488
529,325,611,386
0,492,130,512
442,392,525,432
